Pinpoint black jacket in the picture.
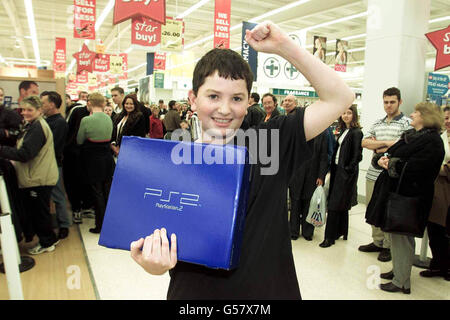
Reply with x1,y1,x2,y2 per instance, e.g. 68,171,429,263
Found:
46,114,68,167
0,105,22,147
328,127,363,211
244,104,266,127
366,128,445,235
111,111,146,147
264,107,280,122
289,129,328,200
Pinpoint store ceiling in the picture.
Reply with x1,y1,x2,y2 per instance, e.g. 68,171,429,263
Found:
0,0,449,88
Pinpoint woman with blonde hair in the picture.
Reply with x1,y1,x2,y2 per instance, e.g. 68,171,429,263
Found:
366,102,445,293
0,96,59,254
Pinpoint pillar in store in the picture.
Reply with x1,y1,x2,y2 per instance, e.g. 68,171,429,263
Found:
359,0,431,194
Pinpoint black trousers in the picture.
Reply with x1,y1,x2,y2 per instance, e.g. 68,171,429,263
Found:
289,197,314,238
324,210,348,240
20,186,57,248
63,148,94,212
90,178,112,230
427,222,450,274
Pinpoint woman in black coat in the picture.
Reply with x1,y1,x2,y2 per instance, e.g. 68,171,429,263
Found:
110,94,146,157
366,102,445,294
320,104,363,248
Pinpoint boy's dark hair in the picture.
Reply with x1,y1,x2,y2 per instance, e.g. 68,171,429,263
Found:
40,91,62,109
383,87,401,101
19,81,38,92
168,100,176,109
111,86,125,95
251,92,260,103
443,106,450,113
262,93,277,105
192,48,253,96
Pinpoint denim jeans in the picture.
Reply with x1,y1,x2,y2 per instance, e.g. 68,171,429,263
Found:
51,167,71,228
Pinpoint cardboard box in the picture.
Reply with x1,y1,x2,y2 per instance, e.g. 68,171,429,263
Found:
99,136,251,270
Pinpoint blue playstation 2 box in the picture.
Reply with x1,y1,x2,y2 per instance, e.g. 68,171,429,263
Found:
99,136,251,270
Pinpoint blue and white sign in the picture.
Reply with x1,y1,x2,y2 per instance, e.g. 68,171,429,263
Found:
427,72,449,96
242,21,258,81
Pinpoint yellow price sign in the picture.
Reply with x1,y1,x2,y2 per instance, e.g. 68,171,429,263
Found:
161,17,184,52
110,55,123,75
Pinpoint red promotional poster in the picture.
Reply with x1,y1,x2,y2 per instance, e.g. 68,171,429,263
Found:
131,16,161,48
76,71,89,83
94,54,110,73
154,52,166,70
119,53,128,80
53,37,66,72
426,26,450,71
73,43,96,74
114,0,166,25
108,74,117,85
73,0,96,40
214,0,231,49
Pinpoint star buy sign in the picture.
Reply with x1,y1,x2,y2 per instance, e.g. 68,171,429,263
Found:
425,25,450,71
73,43,96,74
114,0,166,25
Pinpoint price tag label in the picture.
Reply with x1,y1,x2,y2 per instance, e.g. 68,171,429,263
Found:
161,17,184,52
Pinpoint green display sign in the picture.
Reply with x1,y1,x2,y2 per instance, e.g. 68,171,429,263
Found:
154,72,165,89
272,88,318,97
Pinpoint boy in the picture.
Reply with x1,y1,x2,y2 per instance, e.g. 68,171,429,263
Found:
130,21,354,299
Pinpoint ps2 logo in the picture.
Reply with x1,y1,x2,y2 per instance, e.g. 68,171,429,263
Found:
144,188,200,207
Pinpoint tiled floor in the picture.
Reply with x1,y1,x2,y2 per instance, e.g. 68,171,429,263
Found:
79,204,450,300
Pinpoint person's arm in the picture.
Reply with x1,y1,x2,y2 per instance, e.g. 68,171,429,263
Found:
344,129,363,173
0,121,46,162
245,22,354,141
76,117,87,145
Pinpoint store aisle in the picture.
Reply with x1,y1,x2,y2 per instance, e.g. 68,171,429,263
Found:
0,224,96,300
81,204,449,300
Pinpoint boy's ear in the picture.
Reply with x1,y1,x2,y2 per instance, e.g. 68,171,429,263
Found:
188,90,197,112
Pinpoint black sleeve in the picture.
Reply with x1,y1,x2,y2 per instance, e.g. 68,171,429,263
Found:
0,109,22,145
259,108,311,178
0,121,46,162
50,118,68,156
317,132,329,180
345,129,363,173
133,115,147,137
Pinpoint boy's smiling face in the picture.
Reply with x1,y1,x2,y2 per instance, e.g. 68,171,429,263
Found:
189,71,249,143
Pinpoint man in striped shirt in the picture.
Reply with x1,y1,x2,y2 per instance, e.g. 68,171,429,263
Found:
359,87,412,262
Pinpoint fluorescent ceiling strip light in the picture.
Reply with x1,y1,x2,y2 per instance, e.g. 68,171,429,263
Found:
249,0,311,23
24,0,40,65
185,0,312,49
96,0,115,31
302,11,368,32
429,16,450,24
128,62,147,73
176,0,211,19
125,46,133,54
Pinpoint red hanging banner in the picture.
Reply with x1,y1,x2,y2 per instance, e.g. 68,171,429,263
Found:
73,43,96,74
73,0,96,40
53,37,66,73
426,25,450,71
76,71,89,83
213,0,231,49
131,16,161,48
113,0,166,25
154,52,166,70
94,53,110,73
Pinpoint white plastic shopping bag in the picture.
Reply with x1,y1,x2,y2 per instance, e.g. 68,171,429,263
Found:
306,185,327,227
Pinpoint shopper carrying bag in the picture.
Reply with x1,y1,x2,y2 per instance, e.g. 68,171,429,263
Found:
306,185,327,227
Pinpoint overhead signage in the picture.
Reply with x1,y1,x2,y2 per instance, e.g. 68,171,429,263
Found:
154,52,166,71
113,0,166,25
73,43,96,74
160,17,184,52
427,72,449,97
272,88,318,98
214,0,231,49
241,21,258,81
53,37,66,78
131,16,161,49
73,0,96,40
334,39,348,72
425,25,450,71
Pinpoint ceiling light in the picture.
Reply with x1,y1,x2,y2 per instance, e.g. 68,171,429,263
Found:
96,0,115,31
24,0,40,66
302,11,368,32
185,0,312,49
176,0,211,19
429,16,450,24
